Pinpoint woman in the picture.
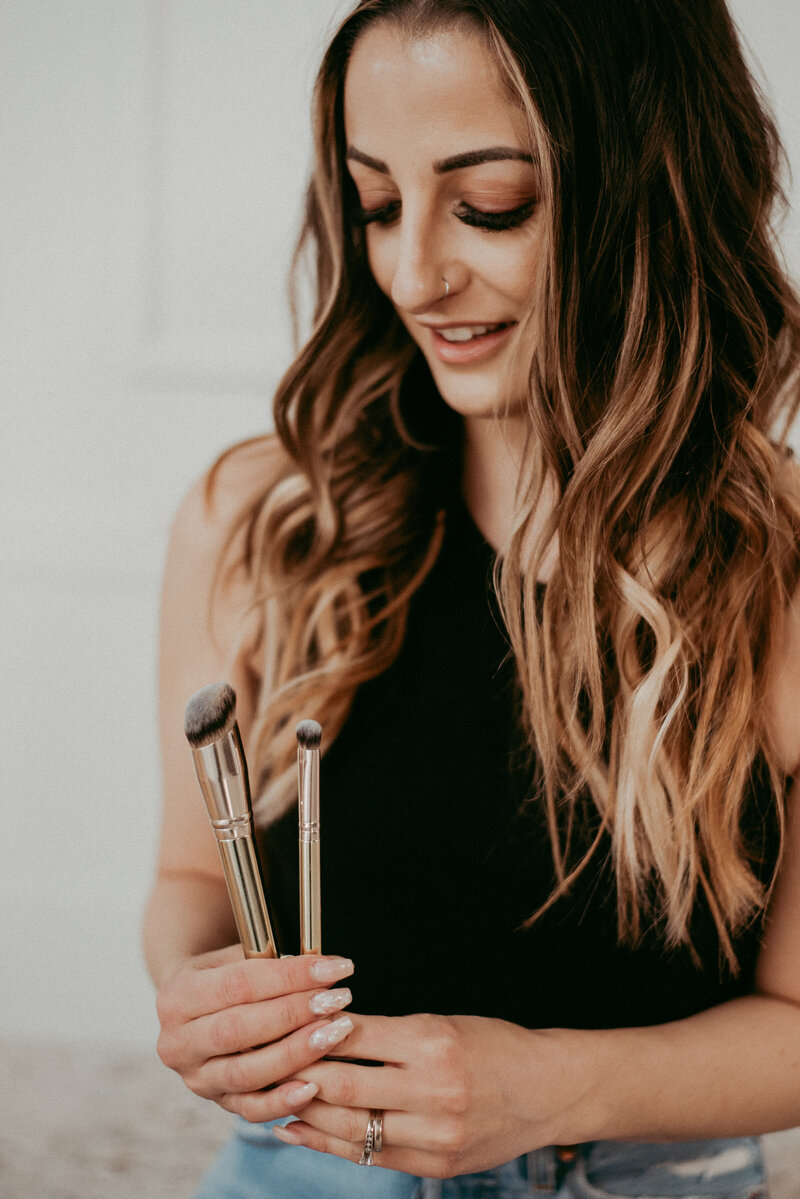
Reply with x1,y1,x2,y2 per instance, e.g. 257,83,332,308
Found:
143,1,800,1196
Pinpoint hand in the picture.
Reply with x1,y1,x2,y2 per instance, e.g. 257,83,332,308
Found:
273,1012,577,1178
155,944,356,1121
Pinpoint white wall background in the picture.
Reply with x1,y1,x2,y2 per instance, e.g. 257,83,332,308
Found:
1,0,798,1049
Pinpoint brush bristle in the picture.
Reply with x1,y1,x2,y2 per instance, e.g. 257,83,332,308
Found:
295,719,322,750
184,682,237,748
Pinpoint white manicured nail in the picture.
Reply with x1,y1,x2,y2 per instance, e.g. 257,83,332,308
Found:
310,957,354,983
309,1014,353,1049
273,1122,303,1143
309,987,352,1015
284,1081,318,1105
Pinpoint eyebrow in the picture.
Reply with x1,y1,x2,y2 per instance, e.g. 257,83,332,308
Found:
346,145,535,175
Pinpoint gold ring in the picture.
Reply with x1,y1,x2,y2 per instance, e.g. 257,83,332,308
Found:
358,1109,384,1165
372,1109,384,1153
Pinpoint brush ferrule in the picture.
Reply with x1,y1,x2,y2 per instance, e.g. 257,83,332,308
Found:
211,814,253,841
297,746,320,829
191,726,250,825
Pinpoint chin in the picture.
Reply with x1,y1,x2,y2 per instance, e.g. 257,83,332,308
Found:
422,347,528,423
432,373,521,423
426,366,493,414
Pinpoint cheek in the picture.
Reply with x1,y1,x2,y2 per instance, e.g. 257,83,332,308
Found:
484,234,542,304
506,225,545,303
365,235,394,297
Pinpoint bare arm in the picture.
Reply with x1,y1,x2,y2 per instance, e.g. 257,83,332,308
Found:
142,444,357,1121
143,873,237,989
142,452,259,987
552,999,800,1145
561,763,800,1144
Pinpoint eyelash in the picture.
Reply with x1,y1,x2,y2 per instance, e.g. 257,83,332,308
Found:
351,199,537,232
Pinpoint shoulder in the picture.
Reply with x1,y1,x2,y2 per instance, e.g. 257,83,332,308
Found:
169,434,287,560
163,434,290,659
155,436,290,878
762,452,800,777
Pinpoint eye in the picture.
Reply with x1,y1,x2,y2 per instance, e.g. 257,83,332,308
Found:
348,197,538,231
455,200,538,232
350,201,400,227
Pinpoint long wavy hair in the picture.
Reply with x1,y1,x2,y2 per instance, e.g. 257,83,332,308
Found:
215,0,800,965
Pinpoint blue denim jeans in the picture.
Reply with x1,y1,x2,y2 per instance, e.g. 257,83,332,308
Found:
193,1118,768,1198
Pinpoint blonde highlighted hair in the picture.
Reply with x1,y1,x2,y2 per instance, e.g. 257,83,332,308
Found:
214,0,800,966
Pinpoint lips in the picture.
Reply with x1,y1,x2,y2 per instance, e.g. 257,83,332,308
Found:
437,321,511,342
426,321,516,364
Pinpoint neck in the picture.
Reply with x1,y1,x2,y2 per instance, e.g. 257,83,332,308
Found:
461,414,558,579
461,414,526,552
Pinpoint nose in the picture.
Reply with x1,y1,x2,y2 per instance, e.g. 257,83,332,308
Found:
389,217,456,314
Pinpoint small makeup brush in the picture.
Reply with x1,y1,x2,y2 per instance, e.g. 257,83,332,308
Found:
296,719,322,955
185,682,278,959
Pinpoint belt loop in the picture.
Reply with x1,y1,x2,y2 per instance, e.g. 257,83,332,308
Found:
555,1144,581,1188
526,1145,557,1191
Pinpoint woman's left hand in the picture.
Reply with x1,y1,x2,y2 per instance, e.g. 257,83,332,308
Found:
272,1012,584,1178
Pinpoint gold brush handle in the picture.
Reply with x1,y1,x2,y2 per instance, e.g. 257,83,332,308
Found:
216,835,278,959
300,840,322,955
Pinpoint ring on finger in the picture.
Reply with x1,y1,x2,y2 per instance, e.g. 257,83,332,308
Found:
358,1109,384,1166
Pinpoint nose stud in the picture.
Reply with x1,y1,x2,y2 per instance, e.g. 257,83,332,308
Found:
442,276,450,299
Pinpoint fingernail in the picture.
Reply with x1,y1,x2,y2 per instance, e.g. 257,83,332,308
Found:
309,1014,353,1049
273,1122,303,1143
284,1081,318,1105
309,987,352,1015
310,957,354,983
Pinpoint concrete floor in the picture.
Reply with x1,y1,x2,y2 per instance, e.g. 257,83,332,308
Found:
0,1037,798,1197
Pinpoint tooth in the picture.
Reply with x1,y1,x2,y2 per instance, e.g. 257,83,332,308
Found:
440,325,491,342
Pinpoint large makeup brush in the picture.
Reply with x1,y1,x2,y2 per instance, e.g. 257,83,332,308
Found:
184,682,278,959
296,719,322,955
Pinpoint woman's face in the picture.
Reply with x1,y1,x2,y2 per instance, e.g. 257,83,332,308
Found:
343,23,544,421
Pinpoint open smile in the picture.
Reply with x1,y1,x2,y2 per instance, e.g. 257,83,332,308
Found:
427,321,517,364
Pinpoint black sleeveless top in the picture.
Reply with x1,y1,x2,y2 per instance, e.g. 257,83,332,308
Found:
259,500,780,1029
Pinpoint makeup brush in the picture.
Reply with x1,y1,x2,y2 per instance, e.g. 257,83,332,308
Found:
184,682,278,959
296,719,322,955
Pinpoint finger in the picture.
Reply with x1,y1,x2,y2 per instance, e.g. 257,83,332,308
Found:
173,985,353,1065
159,952,354,1023
272,1118,439,1177
218,1078,320,1124
296,1099,434,1151
182,943,246,971
198,1014,356,1098
295,1059,419,1113
320,1012,413,1064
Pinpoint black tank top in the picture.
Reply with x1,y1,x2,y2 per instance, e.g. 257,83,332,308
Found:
260,500,779,1029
